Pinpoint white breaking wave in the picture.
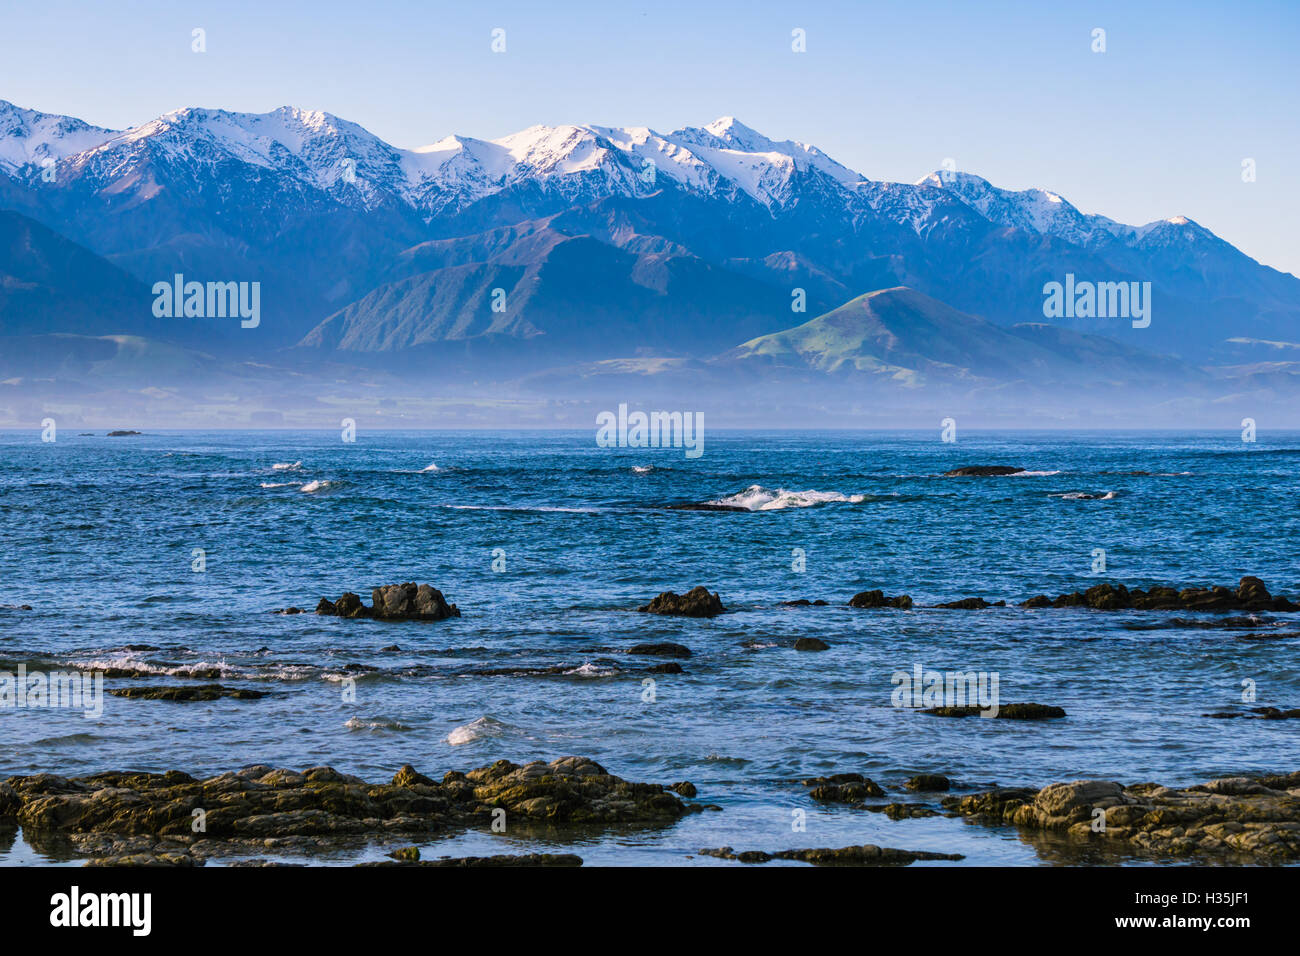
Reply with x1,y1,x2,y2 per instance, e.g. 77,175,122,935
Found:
1011,470,1062,477
447,715,511,746
420,462,440,472
271,461,302,471
709,484,867,511
562,662,620,677
631,465,654,473
260,481,302,489
299,480,334,494
1051,491,1120,500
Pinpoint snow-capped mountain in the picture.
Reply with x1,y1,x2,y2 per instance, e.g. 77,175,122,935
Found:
2,98,1297,362
0,101,117,173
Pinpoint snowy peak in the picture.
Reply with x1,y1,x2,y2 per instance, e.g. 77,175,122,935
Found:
0,99,1211,248
0,100,118,173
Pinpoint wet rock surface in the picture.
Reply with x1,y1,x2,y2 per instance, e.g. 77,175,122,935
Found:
699,844,963,865
793,637,829,651
366,852,583,867
848,589,913,609
943,770,1300,861
1020,577,1296,612
107,684,266,702
637,586,725,617
1,757,691,865
921,703,1066,720
315,583,461,621
627,642,692,658
943,465,1026,477
1204,706,1300,719
801,773,886,802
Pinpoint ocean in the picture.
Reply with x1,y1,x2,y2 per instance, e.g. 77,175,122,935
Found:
2,429,1298,865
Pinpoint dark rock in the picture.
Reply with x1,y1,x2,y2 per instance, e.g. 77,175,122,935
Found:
934,597,993,609
921,703,1066,720
782,599,829,606
667,502,749,512
803,775,886,802
637,586,725,617
627,642,692,658
387,846,420,861
1021,577,1296,612
106,430,141,437
905,774,952,791
943,465,1025,477
379,645,401,652
864,803,940,819
366,852,583,867
794,637,829,651
700,844,963,865
107,684,265,702
1204,707,1300,720
848,589,913,609
646,662,684,674
669,781,697,797
274,607,305,615
316,584,460,621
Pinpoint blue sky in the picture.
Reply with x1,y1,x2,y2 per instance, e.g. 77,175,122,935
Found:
3,0,1297,274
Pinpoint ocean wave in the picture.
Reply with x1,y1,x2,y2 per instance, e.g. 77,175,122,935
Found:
299,480,335,494
271,461,302,471
1011,470,1062,477
446,715,511,746
1050,491,1123,500
259,481,302,489
420,462,440,473
707,484,867,511
631,465,655,474
562,661,621,677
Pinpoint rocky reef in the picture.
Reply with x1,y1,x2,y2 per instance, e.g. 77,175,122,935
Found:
315,583,460,621
1020,576,1296,612
637,586,725,617
0,756,691,866
943,771,1300,861
922,703,1066,720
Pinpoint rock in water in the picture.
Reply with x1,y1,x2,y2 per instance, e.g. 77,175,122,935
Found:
794,637,830,651
637,586,725,617
943,465,1026,477
848,589,913,609
315,583,460,621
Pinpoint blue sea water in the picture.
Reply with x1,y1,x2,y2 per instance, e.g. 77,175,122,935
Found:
1,429,1298,866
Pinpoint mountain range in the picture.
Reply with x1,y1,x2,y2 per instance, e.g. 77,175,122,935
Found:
2,98,1298,425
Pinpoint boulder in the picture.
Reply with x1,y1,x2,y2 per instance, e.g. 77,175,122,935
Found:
943,465,1025,477
315,584,459,621
848,589,913,609
637,586,725,617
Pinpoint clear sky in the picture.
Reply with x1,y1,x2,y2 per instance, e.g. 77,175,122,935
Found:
3,0,1296,275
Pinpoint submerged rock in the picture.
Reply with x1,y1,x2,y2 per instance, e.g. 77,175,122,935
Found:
366,852,583,867
921,703,1066,720
637,587,725,617
106,430,142,437
848,589,913,609
905,774,952,791
1204,706,1300,720
933,597,1004,609
943,771,1300,861
794,637,830,651
699,844,963,865
107,684,265,702
1020,577,1296,612
943,465,1025,477
316,583,460,621
627,642,692,658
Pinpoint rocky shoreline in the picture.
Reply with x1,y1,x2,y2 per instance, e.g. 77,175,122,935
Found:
0,756,694,866
5,756,1299,866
